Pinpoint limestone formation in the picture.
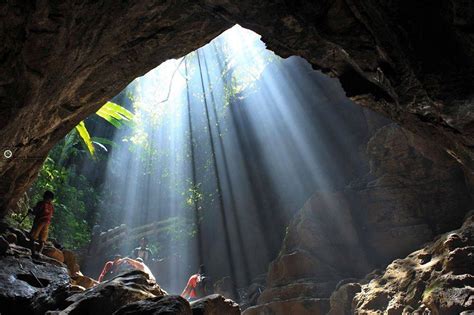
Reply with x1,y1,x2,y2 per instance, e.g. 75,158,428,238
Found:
245,123,473,314
329,212,474,314
0,252,70,314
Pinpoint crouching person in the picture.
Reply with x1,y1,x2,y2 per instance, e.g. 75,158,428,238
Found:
30,190,55,256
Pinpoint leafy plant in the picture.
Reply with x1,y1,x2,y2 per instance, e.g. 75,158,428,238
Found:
6,135,103,249
75,101,134,157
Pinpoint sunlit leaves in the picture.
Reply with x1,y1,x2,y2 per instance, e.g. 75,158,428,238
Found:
75,101,134,158
184,180,204,210
75,121,95,157
96,101,134,128
17,153,95,249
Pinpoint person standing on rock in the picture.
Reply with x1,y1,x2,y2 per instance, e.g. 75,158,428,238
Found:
181,264,209,301
29,190,55,256
132,237,153,264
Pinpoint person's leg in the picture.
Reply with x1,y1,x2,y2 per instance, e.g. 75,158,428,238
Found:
38,222,50,254
30,221,41,255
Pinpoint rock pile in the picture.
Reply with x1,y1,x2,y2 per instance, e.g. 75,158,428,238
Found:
0,223,240,314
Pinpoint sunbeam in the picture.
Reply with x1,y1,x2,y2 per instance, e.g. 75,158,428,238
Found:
92,24,376,295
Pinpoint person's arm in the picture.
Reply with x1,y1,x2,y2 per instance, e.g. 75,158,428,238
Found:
181,277,193,297
181,277,193,298
98,261,113,282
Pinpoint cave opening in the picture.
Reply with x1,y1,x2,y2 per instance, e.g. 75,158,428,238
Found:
1,15,472,314
10,24,384,294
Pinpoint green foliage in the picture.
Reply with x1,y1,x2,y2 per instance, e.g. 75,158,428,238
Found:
96,101,134,127
6,133,103,250
28,156,95,249
75,121,95,157
76,101,133,157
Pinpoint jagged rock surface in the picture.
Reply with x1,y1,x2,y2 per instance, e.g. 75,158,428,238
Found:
113,295,192,315
245,124,473,314
0,249,71,315
56,270,166,315
1,0,473,215
0,221,240,314
354,124,473,265
328,212,474,314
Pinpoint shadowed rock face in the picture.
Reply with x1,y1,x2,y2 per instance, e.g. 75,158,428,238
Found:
113,295,192,315
0,0,473,215
330,212,474,314
243,124,473,314
0,247,72,315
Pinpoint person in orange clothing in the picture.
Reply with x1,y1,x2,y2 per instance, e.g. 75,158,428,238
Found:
181,265,208,301
29,190,55,256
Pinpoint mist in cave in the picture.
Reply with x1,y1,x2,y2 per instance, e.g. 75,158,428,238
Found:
74,25,381,295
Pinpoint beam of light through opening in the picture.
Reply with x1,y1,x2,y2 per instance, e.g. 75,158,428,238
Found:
95,24,377,296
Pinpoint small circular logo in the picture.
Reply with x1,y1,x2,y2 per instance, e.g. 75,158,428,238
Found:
3,150,12,159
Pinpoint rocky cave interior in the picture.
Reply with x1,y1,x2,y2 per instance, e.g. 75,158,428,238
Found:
0,1,473,315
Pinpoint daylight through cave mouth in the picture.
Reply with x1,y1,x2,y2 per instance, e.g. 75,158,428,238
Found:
26,25,384,294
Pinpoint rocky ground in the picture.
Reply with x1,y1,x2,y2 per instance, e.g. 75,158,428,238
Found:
330,212,474,314
1,124,473,315
0,224,240,315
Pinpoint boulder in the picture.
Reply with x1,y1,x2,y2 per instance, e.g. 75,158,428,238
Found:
63,249,80,275
266,249,341,287
213,276,236,301
0,223,30,248
4,232,17,244
72,273,98,289
113,295,192,315
327,283,361,315
0,251,70,314
43,245,65,263
190,294,240,315
57,270,166,315
352,213,474,314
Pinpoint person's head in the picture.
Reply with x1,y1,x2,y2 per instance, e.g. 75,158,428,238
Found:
139,237,148,248
198,264,205,275
113,254,122,262
43,190,54,202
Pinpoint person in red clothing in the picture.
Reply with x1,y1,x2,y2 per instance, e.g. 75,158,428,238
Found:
181,265,208,301
98,254,123,282
29,190,55,256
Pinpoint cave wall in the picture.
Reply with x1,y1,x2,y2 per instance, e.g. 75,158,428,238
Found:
243,123,473,314
1,0,473,214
